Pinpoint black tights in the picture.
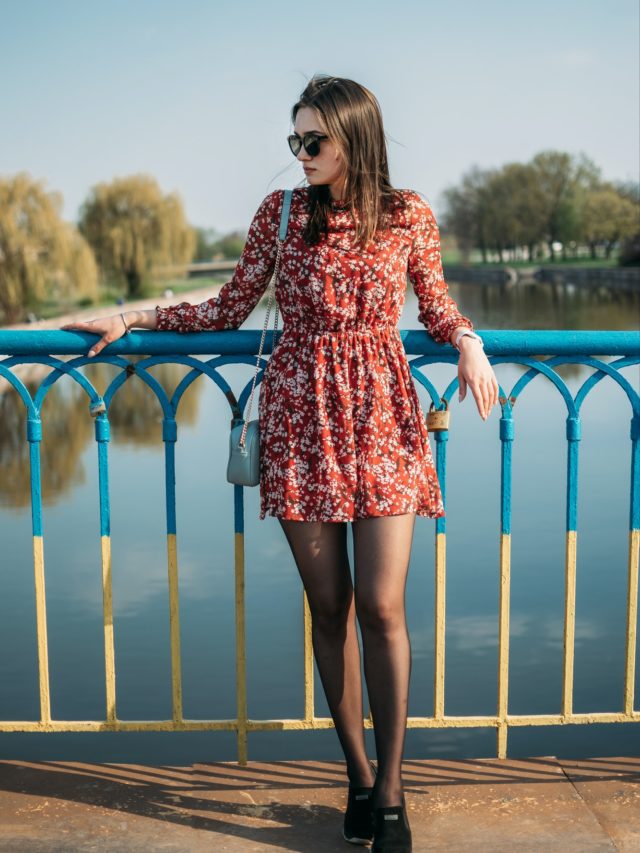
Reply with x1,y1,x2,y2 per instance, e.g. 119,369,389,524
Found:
278,512,416,810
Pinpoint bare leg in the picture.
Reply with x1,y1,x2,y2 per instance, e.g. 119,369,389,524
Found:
279,518,376,788
352,512,416,810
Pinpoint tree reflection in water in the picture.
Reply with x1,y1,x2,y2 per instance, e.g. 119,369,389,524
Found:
0,356,201,509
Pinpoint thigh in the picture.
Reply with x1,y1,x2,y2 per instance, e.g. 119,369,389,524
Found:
278,519,353,618
352,513,416,617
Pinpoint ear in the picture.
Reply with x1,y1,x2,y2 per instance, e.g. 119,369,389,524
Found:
334,147,347,166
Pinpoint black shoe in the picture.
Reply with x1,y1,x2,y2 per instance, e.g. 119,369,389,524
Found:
343,761,377,846
371,795,412,852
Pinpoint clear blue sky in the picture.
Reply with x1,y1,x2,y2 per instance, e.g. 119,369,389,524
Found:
1,0,638,233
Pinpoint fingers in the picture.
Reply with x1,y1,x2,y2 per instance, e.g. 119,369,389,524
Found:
87,336,114,358
60,316,123,357
474,378,496,421
60,321,92,330
458,375,467,402
459,369,500,421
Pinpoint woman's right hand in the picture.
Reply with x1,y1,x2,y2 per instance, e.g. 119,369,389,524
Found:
60,313,130,358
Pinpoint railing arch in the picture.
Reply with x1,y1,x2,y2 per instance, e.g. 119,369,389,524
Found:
0,328,638,763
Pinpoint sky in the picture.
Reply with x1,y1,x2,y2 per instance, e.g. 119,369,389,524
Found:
1,0,638,234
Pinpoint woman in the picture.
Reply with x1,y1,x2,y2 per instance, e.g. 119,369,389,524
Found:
62,75,498,851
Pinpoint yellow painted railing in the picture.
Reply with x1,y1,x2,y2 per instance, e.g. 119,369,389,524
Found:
0,328,638,762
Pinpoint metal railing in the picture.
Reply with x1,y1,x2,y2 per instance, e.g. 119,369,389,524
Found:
0,328,638,762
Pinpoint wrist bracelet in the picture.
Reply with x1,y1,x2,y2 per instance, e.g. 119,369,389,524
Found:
454,329,483,350
120,313,131,335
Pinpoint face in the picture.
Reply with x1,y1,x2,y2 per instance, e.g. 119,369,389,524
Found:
292,106,347,198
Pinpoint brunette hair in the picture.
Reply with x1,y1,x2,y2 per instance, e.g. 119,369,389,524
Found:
291,74,405,249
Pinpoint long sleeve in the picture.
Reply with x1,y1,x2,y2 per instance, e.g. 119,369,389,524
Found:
155,189,283,332
406,191,474,345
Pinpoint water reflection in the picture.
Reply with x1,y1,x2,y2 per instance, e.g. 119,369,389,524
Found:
461,276,639,334
0,357,201,508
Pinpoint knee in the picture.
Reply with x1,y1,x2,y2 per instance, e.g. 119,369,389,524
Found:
355,595,404,634
309,597,352,633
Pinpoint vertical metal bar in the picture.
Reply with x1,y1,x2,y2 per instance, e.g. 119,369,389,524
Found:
433,530,446,720
432,431,448,721
303,590,314,721
32,536,51,724
163,420,183,726
562,417,581,718
496,532,511,759
101,534,116,723
96,419,116,723
497,411,514,759
624,530,639,715
562,532,577,716
167,532,183,724
624,416,639,714
234,484,248,764
27,418,51,725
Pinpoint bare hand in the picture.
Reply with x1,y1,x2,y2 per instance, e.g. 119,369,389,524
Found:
458,343,499,421
60,314,129,358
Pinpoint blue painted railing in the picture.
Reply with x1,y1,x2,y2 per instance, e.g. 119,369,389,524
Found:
0,328,638,762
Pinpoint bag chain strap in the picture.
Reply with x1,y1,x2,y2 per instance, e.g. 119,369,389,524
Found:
237,236,284,449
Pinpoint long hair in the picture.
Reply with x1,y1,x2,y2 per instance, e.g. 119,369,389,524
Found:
291,74,406,249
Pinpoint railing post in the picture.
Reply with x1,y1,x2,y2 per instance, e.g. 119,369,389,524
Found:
27,415,52,727
497,410,514,758
233,484,248,764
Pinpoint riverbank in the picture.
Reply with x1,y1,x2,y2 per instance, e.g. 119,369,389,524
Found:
0,283,225,396
444,263,640,288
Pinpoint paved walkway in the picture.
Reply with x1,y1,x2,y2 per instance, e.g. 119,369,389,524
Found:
0,756,638,851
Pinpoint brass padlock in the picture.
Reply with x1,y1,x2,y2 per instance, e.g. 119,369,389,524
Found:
426,398,450,431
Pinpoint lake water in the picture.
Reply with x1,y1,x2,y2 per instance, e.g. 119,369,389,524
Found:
0,278,638,764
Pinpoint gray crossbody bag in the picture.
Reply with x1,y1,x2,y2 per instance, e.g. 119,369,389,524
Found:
226,189,293,487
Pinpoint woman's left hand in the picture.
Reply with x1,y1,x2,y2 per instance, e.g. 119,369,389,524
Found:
457,341,499,421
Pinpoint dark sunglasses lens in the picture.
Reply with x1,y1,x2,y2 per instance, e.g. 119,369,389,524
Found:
288,135,301,156
304,135,321,156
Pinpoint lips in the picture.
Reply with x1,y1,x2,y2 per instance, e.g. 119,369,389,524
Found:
303,167,316,173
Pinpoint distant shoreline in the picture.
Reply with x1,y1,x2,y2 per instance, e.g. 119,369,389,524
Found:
1,281,226,333
0,282,227,396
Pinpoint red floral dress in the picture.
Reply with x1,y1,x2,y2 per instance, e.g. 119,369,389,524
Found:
155,186,474,522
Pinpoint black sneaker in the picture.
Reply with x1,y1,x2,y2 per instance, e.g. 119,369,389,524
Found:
371,796,412,852
343,761,377,846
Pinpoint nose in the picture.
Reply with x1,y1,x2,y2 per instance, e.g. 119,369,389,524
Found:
296,147,312,162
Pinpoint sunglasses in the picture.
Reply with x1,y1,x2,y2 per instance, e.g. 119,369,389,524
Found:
287,132,329,157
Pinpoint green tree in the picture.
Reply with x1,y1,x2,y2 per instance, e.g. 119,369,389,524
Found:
441,165,495,263
193,226,220,261
529,150,601,261
612,180,640,265
577,184,639,259
0,173,98,325
211,230,247,260
78,174,196,299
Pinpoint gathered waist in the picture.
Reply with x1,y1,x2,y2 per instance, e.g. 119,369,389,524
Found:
280,320,398,339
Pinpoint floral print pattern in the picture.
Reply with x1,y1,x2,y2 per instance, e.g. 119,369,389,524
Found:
155,186,474,522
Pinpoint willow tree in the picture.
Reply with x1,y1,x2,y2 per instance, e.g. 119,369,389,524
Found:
0,173,98,325
78,174,196,299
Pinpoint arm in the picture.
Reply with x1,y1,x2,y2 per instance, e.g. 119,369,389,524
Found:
407,193,474,345
153,190,283,332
